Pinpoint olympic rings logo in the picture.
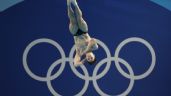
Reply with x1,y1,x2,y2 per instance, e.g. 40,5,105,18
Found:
22,37,156,96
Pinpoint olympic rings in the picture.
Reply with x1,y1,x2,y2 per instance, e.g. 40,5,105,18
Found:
114,37,156,80
23,38,66,82
22,37,156,96
92,57,134,96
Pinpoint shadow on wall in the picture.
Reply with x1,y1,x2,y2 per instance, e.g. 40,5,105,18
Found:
0,0,24,12
150,0,171,11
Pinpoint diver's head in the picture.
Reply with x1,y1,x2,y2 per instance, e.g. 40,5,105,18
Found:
86,52,96,64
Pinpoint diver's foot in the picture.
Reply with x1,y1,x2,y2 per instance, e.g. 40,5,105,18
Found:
70,0,78,6
67,0,71,6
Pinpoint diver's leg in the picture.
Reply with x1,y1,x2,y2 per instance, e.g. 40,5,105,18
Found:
71,0,88,32
67,0,78,35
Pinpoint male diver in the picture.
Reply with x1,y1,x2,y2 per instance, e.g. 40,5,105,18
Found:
67,0,98,67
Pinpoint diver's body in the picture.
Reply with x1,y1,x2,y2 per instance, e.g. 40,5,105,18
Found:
67,0,98,67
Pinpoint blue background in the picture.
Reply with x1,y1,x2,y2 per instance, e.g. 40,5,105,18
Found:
1,0,171,96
